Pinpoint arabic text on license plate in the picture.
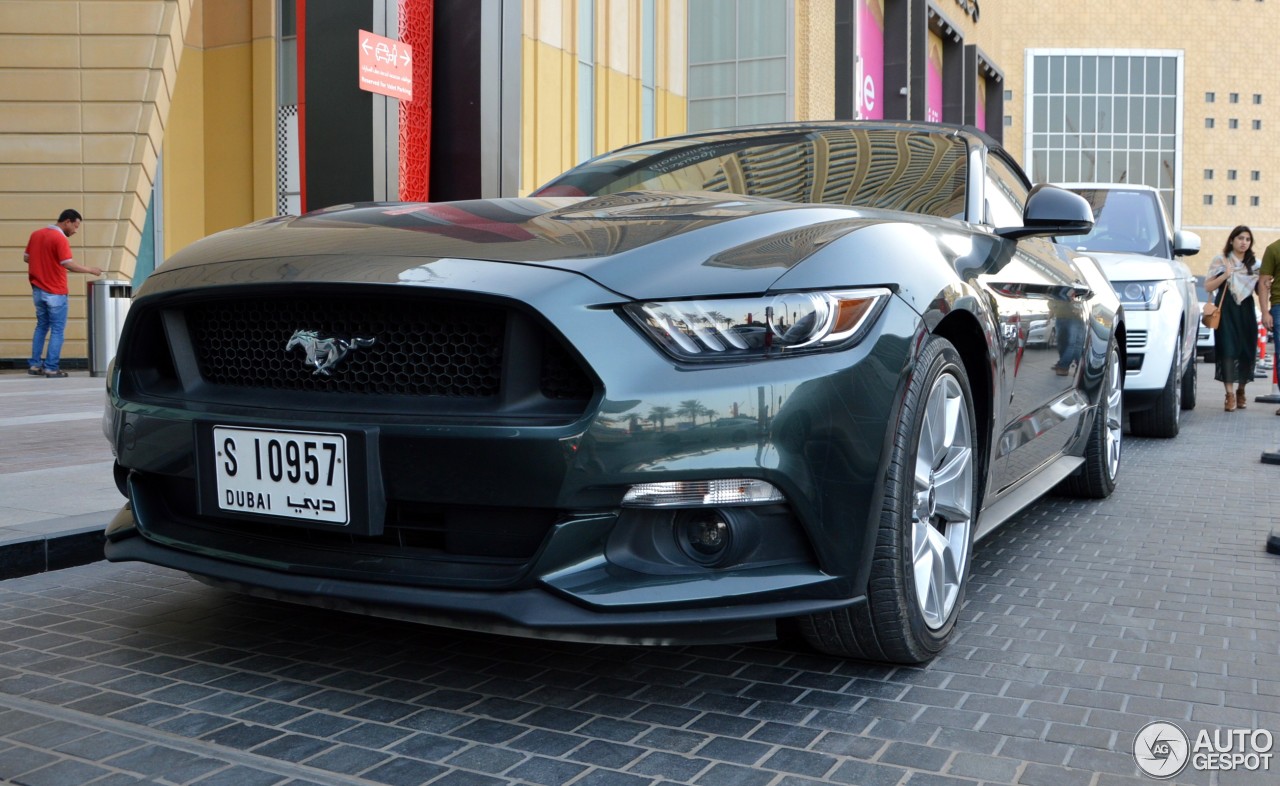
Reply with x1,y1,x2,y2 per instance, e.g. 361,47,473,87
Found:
213,427,349,524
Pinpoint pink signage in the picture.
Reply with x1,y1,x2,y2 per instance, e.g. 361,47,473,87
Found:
926,31,944,123
857,0,884,119
358,29,413,101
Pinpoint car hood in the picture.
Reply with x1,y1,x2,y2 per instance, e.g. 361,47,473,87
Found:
1088,251,1179,282
153,193,892,300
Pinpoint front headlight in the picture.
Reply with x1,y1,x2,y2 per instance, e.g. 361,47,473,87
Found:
1114,280,1172,311
624,288,890,362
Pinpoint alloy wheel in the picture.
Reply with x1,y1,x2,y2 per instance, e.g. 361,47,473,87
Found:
911,372,975,630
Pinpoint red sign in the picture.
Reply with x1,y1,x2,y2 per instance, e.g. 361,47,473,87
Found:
358,29,412,101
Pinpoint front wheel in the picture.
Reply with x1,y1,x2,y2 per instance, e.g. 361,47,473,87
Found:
1130,348,1180,438
798,336,978,663
1058,337,1122,498
1180,354,1197,410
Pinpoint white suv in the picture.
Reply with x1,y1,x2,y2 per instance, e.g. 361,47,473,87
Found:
1061,184,1200,438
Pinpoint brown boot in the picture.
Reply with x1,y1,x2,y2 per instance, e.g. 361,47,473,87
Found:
1226,392,1237,412
1237,388,1248,409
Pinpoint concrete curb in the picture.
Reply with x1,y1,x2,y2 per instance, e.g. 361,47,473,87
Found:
0,510,113,580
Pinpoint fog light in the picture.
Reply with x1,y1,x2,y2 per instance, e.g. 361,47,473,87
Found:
623,478,784,507
675,510,733,565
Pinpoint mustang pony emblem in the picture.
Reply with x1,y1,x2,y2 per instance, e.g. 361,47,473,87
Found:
285,329,376,376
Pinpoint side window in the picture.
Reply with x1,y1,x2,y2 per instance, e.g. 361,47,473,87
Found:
985,155,1030,229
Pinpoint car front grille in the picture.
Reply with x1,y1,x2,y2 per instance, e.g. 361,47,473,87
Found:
187,296,506,398
119,289,596,415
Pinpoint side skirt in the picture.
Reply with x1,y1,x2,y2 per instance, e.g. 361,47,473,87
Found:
975,455,1084,541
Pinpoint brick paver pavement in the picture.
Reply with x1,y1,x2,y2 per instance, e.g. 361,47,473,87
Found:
0,361,1277,785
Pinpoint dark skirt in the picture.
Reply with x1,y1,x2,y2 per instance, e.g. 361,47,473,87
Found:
1214,289,1257,384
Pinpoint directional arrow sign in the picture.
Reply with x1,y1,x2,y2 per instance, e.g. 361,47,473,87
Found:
357,29,412,101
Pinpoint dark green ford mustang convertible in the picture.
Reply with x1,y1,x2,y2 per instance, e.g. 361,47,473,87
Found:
103,122,1124,663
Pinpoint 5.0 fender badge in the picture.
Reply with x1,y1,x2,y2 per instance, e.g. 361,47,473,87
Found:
285,329,376,376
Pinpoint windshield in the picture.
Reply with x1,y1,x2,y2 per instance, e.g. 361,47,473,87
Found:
536,128,969,220
1063,188,1170,257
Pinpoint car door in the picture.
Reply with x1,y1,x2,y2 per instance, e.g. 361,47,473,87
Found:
980,154,1092,493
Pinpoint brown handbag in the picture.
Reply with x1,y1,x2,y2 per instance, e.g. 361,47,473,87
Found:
1202,280,1226,329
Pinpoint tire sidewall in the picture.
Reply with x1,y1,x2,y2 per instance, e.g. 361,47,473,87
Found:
889,338,979,656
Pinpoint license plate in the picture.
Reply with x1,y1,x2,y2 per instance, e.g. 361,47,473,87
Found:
212,426,349,525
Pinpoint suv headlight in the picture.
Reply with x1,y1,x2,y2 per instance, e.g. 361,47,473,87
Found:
1114,280,1171,311
624,288,890,362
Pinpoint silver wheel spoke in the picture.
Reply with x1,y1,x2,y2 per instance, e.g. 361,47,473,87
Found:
910,370,974,631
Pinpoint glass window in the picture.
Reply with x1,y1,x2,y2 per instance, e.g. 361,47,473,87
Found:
1206,92,1215,102
687,0,790,131
1229,170,1238,180
1254,94,1263,104
1206,117,1215,128
1228,195,1237,206
1251,196,1260,206
1027,50,1182,220
1252,170,1261,181
1229,118,1239,129
1204,195,1213,205
1230,92,1239,103
539,128,969,220
1205,169,1213,179
1254,119,1263,130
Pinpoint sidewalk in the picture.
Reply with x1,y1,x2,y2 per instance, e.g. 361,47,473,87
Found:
0,368,124,579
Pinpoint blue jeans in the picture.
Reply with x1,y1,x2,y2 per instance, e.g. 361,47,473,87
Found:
1055,314,1084,369
29,287,69,372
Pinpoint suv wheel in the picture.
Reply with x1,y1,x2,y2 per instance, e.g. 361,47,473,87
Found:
1131,349,1181,438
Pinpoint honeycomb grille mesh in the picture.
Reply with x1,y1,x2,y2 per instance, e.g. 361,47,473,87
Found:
188,296,506,397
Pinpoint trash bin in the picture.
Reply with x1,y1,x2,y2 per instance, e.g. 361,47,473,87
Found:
87,279,132,377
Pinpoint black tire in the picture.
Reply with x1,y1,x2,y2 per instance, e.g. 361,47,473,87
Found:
1180,354,1197,410
797,337,978,664
1059,337,1122,498
1130,348,1180,438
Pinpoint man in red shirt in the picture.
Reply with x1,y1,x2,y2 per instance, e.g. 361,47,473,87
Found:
25,209,103,377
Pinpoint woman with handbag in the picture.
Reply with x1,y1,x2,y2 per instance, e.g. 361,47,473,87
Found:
1205,225,1264,411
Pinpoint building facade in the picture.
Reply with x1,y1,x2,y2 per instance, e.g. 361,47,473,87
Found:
0,0,1273,363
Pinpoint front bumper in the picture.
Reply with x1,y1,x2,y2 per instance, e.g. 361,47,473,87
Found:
1120,306,1180,403
103,265,922,642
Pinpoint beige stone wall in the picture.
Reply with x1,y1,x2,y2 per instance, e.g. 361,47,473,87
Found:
988,0,1280,270
0,0,191,362
794,0,834,121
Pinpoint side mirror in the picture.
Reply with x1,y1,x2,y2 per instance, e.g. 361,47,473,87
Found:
996,185,1094,240
1173,229,1201,257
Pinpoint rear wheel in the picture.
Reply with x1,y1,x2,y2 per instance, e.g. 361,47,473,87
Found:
1130,347,1180,438
1059,337,1122,498
798,337,978,663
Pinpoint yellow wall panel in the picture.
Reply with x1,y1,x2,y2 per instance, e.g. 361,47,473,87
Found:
0,69,82,101
0,2,81,33
0,165,83,192
201,43,255,233
202,0,252,47
82,69,153,102
597,66,639,155
0,103,82,134
83,103,147,134
250,34,276,218
523,38,577,195
81,1,168,34
0,35,80,68
163,45,206,257
80,36,162,69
